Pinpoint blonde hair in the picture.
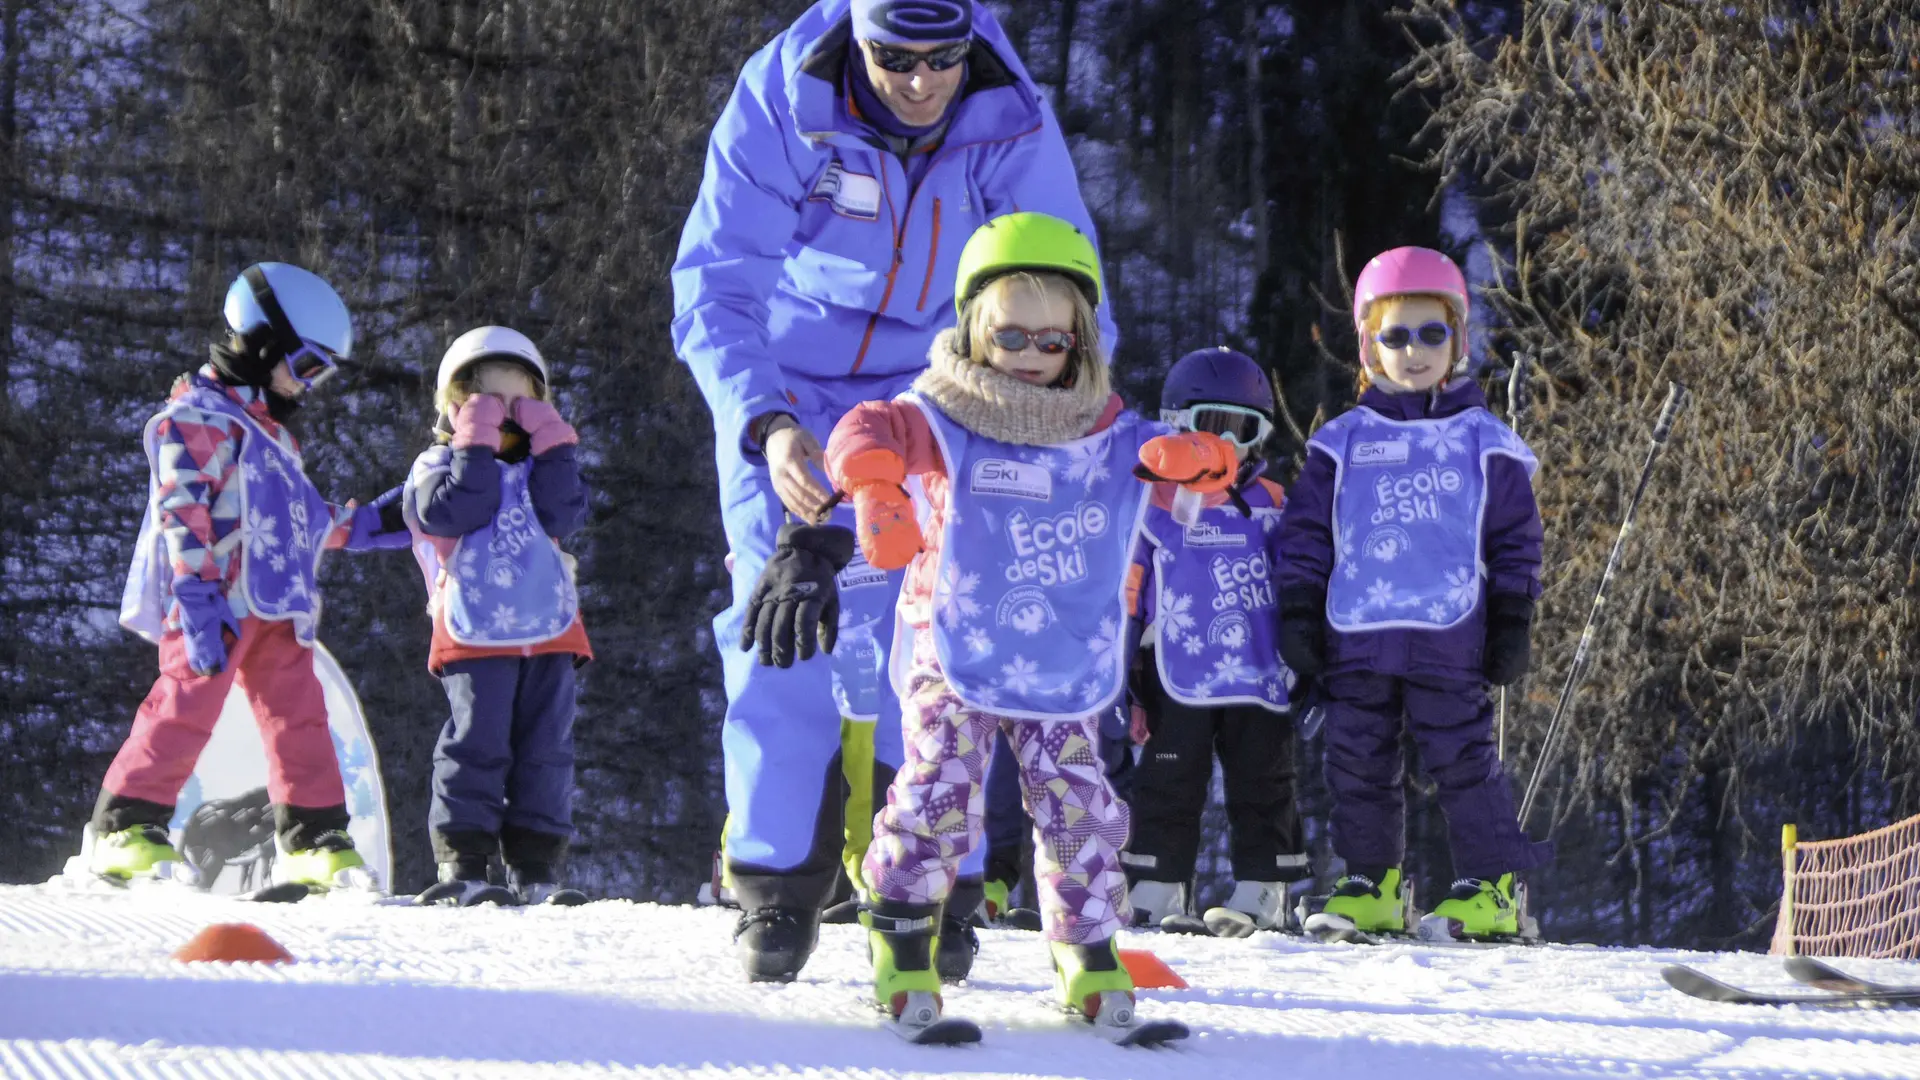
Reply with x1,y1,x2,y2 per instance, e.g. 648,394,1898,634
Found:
436,358,549,416
1356,292,1464,393
963,272,1109,398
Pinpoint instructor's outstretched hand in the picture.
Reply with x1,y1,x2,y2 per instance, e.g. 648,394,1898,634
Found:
740,523,856,668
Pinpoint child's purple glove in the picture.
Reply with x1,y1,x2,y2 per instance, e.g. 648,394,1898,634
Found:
512,397,579,456
174,578,239,677
451,395,506,452
331,485,412,552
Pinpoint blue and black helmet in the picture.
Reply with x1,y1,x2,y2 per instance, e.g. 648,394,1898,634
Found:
218,263,352,388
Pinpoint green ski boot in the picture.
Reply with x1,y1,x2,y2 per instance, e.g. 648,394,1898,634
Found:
865,900,980,1043
1306,867,1408,939
89,825,188,882
1051,938,1189,1045
276,830,373,892
1422,873,1521,940
983,878,1011,922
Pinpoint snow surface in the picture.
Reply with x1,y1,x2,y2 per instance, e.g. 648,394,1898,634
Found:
2,884,1919,1078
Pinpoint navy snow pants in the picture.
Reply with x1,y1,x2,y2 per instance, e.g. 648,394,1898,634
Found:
1321,670,1551,880
431,653,577,867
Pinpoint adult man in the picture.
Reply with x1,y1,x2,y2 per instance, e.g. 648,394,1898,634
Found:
673,0,1112,982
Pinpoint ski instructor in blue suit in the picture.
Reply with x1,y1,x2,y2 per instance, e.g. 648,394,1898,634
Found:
673,0,1113,982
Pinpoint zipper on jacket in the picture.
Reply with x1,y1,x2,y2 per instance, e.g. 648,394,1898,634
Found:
848,126,1036,373
916,198,943,313
852,158,908,375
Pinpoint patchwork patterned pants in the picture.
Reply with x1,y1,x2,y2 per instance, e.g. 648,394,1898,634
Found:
864,629,1132,943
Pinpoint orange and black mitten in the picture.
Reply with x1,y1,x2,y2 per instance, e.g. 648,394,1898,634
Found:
1135,431,1236,493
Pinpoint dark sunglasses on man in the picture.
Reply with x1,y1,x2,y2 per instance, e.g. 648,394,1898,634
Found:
865,39,971,74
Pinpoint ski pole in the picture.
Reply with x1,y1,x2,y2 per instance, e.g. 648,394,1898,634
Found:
1518,381,1690,827
1499,353,1531,763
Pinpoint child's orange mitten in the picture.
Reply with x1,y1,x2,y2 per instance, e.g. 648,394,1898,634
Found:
1136,431,1236,493
838,448,923,570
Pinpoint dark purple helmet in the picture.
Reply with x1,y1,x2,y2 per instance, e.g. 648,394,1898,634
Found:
1162,347,1273,416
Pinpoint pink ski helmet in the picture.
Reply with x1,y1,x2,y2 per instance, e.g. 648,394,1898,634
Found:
1352,247,1471,374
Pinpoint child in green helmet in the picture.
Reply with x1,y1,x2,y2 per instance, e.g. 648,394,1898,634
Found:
742,212,1230,1042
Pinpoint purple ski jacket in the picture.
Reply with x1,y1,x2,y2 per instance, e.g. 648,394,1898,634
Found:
1278,379,1542,678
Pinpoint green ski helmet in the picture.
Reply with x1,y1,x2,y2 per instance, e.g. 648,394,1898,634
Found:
952,212,1104,319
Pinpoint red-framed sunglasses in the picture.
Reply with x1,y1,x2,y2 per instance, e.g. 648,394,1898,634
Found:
989,327,1076,355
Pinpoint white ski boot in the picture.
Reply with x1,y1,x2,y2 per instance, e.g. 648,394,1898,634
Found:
1127,879,1186,928
1204,880,1290,938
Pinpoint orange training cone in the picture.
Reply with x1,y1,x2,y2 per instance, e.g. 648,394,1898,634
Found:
1119,948,1188,990
172,923,294,964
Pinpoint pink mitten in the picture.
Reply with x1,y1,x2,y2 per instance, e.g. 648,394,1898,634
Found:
513,397,579,456
451,394,506,452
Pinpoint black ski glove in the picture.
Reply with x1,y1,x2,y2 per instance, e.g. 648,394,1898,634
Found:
1483,593,1536,686
1278,587,1327,679
740,523,856,669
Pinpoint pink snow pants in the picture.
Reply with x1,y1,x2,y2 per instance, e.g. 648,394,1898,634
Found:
104,617,345,809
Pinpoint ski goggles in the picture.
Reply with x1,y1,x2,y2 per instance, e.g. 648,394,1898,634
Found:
284,340,341,389
1374,321,1454,351
865,39,971,74
1160,403,1273,449
989,327,1076,355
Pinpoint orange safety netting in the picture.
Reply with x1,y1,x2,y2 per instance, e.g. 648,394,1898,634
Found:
1773,814,1920,958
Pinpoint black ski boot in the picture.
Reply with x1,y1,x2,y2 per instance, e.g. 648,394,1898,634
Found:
508,861,588,907
417,855,516,907
734,906,821,983
937,878,985,982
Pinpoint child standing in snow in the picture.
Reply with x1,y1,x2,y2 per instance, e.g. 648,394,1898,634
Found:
743,212,1228,1039
1121,347,1309,937
1278,247,1549,940
403,326,592,906
94,263,407,891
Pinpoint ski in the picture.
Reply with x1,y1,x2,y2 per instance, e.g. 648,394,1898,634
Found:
1302,911,1391,946
1160,913,1215,937
244,882,312,903
890,1016,983,1045
1200,906,1297,939
1301,911,1537,948
1662,964,1920,1008
1000,907,1043,932
1782,956,1916,995
414,881,520,908
877,991,983,1045
1072,995,1189,1046
1098,1018,1190,1047
1415,912,1543,946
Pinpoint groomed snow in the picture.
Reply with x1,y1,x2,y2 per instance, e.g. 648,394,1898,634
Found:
1,884,1918,1078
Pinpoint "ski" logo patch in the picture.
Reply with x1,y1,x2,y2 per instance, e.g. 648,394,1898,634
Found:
970,458,1051,501
1351,439,1410,466
809,161,882,221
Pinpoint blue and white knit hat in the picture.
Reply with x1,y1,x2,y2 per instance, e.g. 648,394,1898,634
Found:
852,0,972,44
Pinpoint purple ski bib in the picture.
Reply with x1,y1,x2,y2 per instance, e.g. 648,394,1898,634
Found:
1310,405,1536,633
1140,485,1292,711
911,393,1160,720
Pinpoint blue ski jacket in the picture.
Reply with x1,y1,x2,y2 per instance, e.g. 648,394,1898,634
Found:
671,0,1114,450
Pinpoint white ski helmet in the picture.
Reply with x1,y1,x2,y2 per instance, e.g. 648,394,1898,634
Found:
435,325,549,398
